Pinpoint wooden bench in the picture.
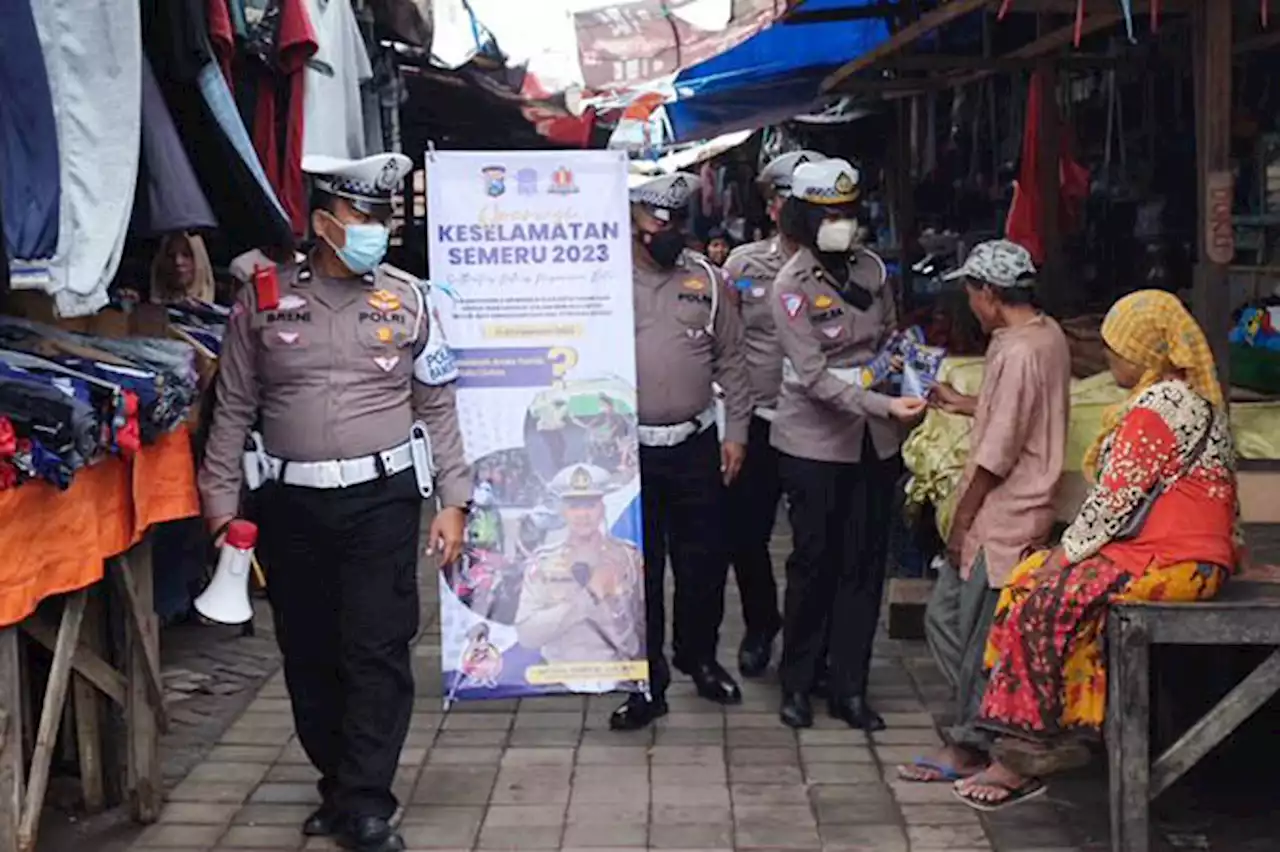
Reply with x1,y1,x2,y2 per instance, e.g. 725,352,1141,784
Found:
1106,579,1280,852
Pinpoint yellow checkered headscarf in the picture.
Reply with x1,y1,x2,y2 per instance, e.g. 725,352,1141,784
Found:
1083,290,1224,479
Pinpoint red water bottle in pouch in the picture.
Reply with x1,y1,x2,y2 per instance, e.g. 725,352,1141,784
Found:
195,520,258,624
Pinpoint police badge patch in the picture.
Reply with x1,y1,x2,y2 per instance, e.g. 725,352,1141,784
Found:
780,293,806,319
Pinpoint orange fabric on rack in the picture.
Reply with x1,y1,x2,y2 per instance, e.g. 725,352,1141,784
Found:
0,427,200,627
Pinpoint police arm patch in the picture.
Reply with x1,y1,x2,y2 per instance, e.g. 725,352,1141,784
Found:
780,293,806,320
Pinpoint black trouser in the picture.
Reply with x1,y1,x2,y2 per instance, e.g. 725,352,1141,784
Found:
727,414,782,639
639,427,728,697
258,470,421,821
778,438,899,698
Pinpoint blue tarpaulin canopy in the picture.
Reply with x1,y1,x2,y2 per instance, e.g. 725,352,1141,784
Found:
664,0,896,143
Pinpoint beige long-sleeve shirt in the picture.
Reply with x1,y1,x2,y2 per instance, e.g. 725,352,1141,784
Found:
633,249,752,445
722,238,789,411
769,246,902,463
514,534,644,665
198,259,471,518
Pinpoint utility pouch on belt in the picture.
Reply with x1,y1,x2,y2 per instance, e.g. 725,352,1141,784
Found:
242,431,268,492
409,421,435,500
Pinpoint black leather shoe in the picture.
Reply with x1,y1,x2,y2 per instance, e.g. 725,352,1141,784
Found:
828,695,886,732
779,692,813,728
683,660,742,705
339,816,405,852
302,806,341,837
609,693,669,731
737,631,776,677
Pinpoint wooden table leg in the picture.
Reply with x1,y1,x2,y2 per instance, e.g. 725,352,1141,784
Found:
116,539,162,823
72,591,105,813
1109,608,1151,852
18,592,87,852
0,628,25,852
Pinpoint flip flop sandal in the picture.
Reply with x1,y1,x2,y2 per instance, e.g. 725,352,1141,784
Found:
896,758,980,783
952,777,1047,812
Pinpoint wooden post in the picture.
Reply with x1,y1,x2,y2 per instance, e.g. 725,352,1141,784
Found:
1035,60,1065,315
72,592,105,813
1108,608,1152,852
115,540,162,823
893,98,919,314
1192,0,1233,375
0,629,24,852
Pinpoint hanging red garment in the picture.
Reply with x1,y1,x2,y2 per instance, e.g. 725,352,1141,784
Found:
1004,70,1090,265
250,0,317,237
207,0,235,85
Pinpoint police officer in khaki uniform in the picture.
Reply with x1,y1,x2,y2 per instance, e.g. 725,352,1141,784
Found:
612,172,753,730
721,150,827,678
515,464,644,675
199,153,471,852
769,159,927,731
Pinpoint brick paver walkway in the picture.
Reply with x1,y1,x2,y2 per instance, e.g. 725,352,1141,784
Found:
128,524,1084,852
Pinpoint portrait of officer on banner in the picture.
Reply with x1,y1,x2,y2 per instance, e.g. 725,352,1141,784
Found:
514,464,646,692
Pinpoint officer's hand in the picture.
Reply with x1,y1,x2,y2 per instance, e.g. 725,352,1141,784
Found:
721,440,746,486
888,396,928,425
207,515,235,548
429,506,467,566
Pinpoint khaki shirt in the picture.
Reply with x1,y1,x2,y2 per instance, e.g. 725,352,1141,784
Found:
770,246,901,463
722,238,789,411
633,249,752,444
960,314,1071,587
198,259,471,518
514,534,644,665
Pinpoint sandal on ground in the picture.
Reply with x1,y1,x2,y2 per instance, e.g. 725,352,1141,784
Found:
896,757,983,783
952,776,1047,812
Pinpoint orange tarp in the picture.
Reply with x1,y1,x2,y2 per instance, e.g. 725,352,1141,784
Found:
0,427,200,628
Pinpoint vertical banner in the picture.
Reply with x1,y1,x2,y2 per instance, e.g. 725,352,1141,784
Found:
427,150,648,703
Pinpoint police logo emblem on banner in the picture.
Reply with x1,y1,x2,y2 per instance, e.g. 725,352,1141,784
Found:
517,168,539,196
547,167,579,195
482,166,507,197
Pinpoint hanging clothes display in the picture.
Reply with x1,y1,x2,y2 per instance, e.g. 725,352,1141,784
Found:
303,0,375,159
27,0,143,318
142,0,294,254
133,56,218,236
1004,70,1090,265
236,0,318,236
0,0,61,283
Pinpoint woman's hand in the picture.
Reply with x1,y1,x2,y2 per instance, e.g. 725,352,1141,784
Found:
428,506,467,566
888,396,928,425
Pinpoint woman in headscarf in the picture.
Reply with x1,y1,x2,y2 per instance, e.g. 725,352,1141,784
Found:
149,231,215,305
955,290,1238,811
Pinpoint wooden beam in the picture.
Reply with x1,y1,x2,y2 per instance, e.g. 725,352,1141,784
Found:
821,0,994,92
20,617,126,708
108,557,168,734
1150,648,1280,798
73,594,106,813
0,630,25,852
947,11,1123,88
1192,0,1233,376
18,591,87,852
117,543,162,823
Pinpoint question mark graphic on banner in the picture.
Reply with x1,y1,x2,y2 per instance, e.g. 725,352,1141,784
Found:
547,347,578,383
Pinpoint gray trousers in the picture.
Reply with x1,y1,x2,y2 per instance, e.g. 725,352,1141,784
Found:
924,549,1000,750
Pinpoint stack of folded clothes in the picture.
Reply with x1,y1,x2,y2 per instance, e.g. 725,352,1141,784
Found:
0,316,202,490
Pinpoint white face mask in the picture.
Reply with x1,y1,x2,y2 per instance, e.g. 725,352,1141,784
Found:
816,218,858,253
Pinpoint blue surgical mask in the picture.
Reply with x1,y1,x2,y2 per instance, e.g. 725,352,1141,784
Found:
324,216,389,274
